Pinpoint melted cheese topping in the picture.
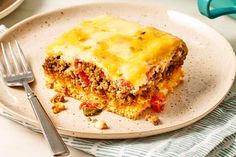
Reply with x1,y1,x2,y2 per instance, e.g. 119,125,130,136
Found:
46,15,184,86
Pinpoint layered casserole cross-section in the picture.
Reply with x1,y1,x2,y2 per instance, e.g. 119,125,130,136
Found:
43,15,188,120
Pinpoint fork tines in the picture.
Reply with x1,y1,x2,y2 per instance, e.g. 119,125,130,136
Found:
0,40,31,77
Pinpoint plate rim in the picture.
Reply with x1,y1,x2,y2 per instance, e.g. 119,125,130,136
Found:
0,0,24,20
0,2,235,139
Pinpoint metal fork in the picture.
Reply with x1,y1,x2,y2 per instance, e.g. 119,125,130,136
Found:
0,40,69,156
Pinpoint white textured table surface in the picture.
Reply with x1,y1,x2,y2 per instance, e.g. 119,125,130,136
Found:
0,0,235,157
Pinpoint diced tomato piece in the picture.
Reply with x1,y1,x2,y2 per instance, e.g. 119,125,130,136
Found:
151,93,166,113
78,70,91,86
80,102,97,110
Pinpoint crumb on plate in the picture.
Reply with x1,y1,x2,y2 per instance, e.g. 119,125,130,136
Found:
145,115,160,126
52,102,67,114
94,120,109,129
87,117,92,122
50,93,66,103
92,118,98,123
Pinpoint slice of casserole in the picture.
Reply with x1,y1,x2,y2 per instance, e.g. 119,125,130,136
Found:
43,15,188,119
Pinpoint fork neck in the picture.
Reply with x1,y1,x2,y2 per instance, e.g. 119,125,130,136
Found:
22,81,34,98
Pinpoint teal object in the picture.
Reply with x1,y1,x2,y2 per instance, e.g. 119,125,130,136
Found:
198,0,236,19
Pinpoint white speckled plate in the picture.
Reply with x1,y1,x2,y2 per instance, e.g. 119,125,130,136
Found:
0,0,24,19
0,2,235,139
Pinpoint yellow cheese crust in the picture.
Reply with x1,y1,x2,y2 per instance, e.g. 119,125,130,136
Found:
46,15,185,86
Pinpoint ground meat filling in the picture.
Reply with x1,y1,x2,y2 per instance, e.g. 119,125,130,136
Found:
42,46,187,105
43,56,70,75
43,57,136,105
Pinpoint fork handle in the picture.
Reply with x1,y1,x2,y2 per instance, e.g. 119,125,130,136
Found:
23,81,69,156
